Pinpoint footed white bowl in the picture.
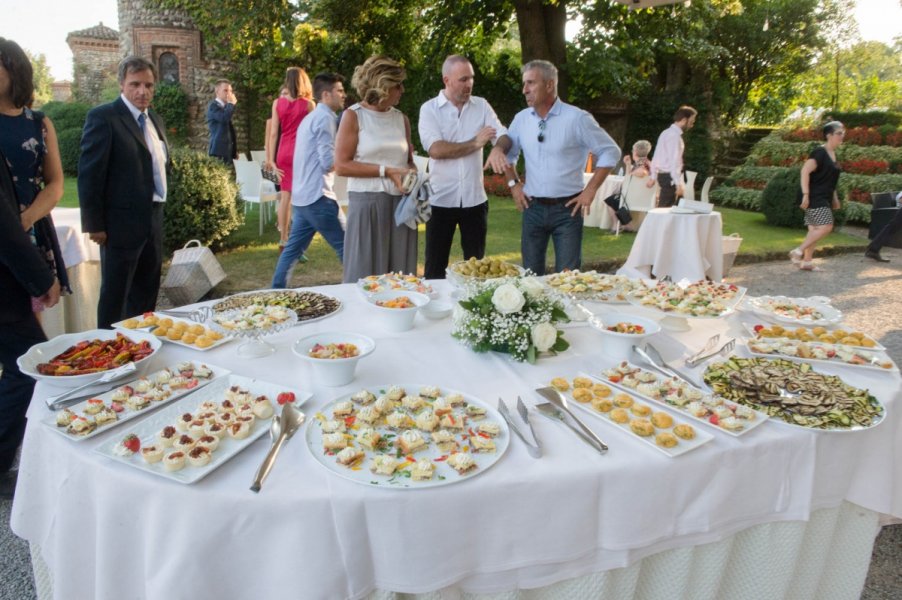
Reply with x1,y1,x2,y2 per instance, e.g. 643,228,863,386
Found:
589,313,661,360
292,332,376,387
367,290,431,332
420,300,453,320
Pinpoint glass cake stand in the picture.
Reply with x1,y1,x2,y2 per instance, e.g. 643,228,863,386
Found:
210,308,298,358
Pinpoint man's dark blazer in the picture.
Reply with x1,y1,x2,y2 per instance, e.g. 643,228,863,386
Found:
0,151,54,324
78,97,170,249
206,100,237,161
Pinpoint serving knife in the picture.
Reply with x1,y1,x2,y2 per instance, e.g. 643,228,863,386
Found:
534,387,608,454
497,399,541,458
534,403,606,454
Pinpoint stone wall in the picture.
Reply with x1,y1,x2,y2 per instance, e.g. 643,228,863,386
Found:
68,39,119,104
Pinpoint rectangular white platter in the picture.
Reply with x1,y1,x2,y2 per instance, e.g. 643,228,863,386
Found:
113,312,232,351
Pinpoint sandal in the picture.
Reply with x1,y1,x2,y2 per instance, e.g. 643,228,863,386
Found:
789,248,803,264
799,261,820,271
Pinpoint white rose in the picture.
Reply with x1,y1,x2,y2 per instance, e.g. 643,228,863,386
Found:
519,276,545,298
531,322,558,352
491,283,526,314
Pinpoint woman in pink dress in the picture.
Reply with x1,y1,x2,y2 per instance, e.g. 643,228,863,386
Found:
266,68,314,248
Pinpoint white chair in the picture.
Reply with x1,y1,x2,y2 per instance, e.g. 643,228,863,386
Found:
682,170,698,201
700,176,714,204
250,150,266,164
233,159,279,235
413,154,429,173
614,174,658,236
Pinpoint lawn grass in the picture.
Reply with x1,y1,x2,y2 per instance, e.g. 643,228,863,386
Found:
57,176,868,296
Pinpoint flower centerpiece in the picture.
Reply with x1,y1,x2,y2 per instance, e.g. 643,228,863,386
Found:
451,276,570,363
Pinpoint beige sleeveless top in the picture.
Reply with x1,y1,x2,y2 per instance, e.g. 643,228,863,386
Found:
347,104,408,195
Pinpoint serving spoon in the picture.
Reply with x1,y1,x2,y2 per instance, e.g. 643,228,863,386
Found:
250,402,305,493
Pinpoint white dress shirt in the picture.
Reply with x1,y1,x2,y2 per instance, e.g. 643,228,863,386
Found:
418,92,506,209
121,94,167,202
651,123,684,184
504,98,620,198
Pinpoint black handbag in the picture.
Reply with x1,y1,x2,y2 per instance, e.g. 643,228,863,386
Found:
604,192,632,225
261,167,280,184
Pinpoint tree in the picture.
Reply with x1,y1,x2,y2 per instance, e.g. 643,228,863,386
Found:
27,50,53,106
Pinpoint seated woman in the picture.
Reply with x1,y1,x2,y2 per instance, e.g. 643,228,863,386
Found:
605,140,652,231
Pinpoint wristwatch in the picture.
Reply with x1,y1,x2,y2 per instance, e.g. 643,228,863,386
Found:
507,179,519,188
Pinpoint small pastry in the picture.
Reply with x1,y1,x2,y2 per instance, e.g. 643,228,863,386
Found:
651,412,674,429
630,404,652,417
157,425,178,447
216,412,235,427
154,369,173,385
126,395,151,411
402,394,426,412
146,388,169,402
465,405,487,420
219,399,236,413
111,386,134,403
550,377,570,392
164,451,186,472
67,416,96,436
187,446,212,467
592,384,612,398
83,398,105,415
673,423,696,440
419,385,440,398
332,400,354,418
629,418,655,437
411,459,435,481
447,452,477,474
609,408,629,424
236,415,256,430
430,397,451,416
235,403,254,418
336,447,365,466
398,430,427,454
573,377,593,389
134,378,153,394
613,394,634,409
168,377,188,390
204,421,226,439
194,336,214,349
322,432,347,451
141,445,164,464
175,361,193,373
385,411,414,430
252,398,274,420
55,408,76,428
572,388,593,403
386,386,405,401
228,421,251,440
477,422,501,437
173,434,196,452
720,416,744,431
373,395,398,414
470,434,496,453
415,410,439,432
355,428,381,450
431,430,459,453
440,413,464,430
188,419,207,439
193,364,213,379
196,411,217,424
175,412,194,432
321,419,346,434
591,397,613,413
351,390,376,405
655,432,679,448
445,393,465,406
95,407,118,426
370,454,399,475
357,406,380,424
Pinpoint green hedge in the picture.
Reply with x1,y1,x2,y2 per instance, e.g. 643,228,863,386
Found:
152,82,189,147
40,101,90,132
838,145,902,162
164,148,243,254
825,111,902,128
709,186,762,210
726,165,788,185
56,128,83,176
761,167,803,228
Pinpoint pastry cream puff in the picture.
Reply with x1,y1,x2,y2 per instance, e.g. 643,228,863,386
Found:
572,388,593,403
630,404,652,417
157,425,178,447
592,384,612,398
651,412,674,429
352,389,377,405
187,446,212,467
573,377,593,389
416,410,439,432
204,421,226,439
322,432,347,451
398,430,427,454
470,434,496,453
673,423,696,440
163,451,186,472
411,459,435,481
370,454,399,475
336,447,364,467
591,397,613,413
141,445,164,464
253,398,274,419
550,377,570,392
173,434,196,452
447,452,477,474
609,408,630,424
629,418,655,437
175,412,194,432
134,378,153,394
614,394,634,409
228,421,252,440
655,432,679,448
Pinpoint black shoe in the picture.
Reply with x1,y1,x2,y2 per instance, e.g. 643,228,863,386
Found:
865,249,890,263
0,470,17,500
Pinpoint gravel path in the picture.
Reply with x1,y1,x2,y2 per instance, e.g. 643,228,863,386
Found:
2,245,900,600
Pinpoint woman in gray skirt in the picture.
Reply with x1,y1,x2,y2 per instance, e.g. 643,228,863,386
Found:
335,55,418,283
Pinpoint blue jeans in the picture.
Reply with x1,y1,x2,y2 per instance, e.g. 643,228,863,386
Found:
521,201,583,275
271,197,345,288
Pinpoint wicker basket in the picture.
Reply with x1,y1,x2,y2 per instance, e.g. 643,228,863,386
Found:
162,240,227,307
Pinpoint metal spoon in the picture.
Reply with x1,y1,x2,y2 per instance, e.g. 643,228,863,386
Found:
250,402,305,493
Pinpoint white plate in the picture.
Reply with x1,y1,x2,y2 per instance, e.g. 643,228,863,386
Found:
541,271,650,304
17,329,161,389
587,366,769,437
357,273,436,298
627,282,747,320
43,362,230,441
740,322,885,352
743,338,896,373
93,375,311,484
113,312,232,352
212,289,343,325
306,383,509,489
743,295,843,327
550,375,714,457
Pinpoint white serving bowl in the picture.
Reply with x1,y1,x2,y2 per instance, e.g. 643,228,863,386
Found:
419,299,453,320
589,313,662,360
17,329,162,389
292,332,376,387
367,290,431,332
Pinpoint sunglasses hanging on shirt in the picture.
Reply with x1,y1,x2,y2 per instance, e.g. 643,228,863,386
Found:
538,119,546,143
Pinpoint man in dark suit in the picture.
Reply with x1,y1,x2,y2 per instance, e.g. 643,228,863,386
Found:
0,150,60,497
79,56,170,329
207,79,238,165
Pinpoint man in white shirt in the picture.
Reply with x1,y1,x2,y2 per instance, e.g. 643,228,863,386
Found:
418,55,506,279
650,105,697,207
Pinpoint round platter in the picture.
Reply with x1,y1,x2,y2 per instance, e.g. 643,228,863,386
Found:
742,295,843,327
542,271,650,304
306,383,510,489
212,289,342,324
702,357,885,432
626,282,746,331
357,273,436,298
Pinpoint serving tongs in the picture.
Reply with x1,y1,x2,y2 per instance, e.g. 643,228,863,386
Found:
159,306,215,323
685,334,720,365
497,398,542,458
632,344,702,389
685,338,736,368
534,387,607,454
46,362,137,411
250,402,305,493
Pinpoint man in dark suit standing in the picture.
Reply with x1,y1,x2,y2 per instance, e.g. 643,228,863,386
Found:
207,79,238,165
79,56,170,329
0,150,60,497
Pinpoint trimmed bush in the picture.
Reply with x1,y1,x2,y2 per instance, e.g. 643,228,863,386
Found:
152,82,189,147
826,111,902,128
163,148,243,254
709,186,762,211
40,101,90,132
56,128,83,176
726,165,787,185
761,167,804,228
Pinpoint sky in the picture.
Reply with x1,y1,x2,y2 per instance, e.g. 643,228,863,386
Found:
1,0,900,81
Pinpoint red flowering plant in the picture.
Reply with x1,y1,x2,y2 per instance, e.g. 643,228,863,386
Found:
839,159,889,176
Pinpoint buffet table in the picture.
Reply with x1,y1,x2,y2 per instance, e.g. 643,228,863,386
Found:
43,207,100,338
11,281,902,600
619,208,724,282
583,173,624,230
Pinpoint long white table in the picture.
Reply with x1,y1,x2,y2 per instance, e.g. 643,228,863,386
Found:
43,207,99,337
619,208,724,282
12,282,901,599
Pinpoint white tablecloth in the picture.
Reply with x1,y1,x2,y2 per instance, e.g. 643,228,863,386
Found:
12,282,902,600
583,173,624,229
42,208,99,337
619,208,724,282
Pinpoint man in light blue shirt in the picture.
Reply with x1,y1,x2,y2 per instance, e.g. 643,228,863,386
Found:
486,60,620,275
271,73,347,288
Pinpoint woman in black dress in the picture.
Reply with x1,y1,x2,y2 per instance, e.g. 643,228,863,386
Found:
790,121,844,271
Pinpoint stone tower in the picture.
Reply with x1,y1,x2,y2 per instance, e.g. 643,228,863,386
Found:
66,23,120,104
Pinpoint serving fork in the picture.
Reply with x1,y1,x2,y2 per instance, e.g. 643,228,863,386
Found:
685,338,735,368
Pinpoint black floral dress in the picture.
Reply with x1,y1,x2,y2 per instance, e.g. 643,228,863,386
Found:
0,108,70,299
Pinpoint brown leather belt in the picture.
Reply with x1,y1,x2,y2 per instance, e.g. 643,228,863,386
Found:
533,193,579,206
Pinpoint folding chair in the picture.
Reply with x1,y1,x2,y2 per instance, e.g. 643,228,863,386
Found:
700,176,714,204
233,159,279,235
